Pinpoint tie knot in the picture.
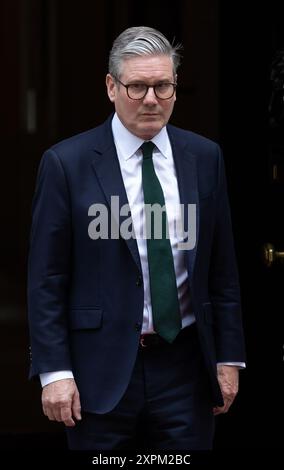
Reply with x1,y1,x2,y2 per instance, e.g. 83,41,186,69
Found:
141,141,155,160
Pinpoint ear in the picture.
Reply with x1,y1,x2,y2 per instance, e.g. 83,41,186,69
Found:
174,73,178,102
106,74,116,102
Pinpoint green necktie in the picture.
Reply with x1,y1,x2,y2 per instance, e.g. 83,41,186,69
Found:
141,141,181,343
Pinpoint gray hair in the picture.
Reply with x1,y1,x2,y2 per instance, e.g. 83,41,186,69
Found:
108,26,182,78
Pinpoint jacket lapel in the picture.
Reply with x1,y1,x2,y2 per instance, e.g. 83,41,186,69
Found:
90,123,142,273
168,128,199,282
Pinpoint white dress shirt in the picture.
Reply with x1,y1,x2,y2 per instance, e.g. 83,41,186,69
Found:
40,114,244,387
112,112,194,334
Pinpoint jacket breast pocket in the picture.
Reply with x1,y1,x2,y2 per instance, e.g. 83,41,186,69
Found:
69,308,103,330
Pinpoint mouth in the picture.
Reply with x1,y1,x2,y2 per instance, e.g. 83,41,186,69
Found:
141,113,159,117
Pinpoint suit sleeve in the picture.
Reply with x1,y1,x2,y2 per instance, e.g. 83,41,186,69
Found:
209,146,246,362
28,149,73,378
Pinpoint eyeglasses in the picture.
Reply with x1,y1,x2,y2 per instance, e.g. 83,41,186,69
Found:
114,77,177,100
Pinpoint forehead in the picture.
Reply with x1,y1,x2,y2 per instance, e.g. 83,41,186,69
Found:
120,55,174,81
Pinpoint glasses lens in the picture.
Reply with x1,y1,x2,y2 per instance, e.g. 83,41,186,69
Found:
155,83,175,99
126,83,176,100
128,84,148,99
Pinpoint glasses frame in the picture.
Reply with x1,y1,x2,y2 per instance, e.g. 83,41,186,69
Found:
113,77,177,100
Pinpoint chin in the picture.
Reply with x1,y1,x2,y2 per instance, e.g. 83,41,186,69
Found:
139,123,162,139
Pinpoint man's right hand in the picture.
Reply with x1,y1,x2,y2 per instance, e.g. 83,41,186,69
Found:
41,378,82,427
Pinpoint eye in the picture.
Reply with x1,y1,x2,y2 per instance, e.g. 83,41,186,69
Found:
156,83,171,92
129,84,146,92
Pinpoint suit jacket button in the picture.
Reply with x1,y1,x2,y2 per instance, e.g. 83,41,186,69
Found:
136,276,142,287
135,322,142,331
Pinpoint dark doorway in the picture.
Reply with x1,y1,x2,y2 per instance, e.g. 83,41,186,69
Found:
216,2,284,450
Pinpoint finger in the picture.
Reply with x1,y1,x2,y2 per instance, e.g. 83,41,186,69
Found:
47,402,65,422
225,399,232,412
54,407,65,422
213,398,232,415
42,396,57,421
42,398,50,417
223,394,235,411
61,404,76,427
45,400,71,423
213,406,224,415
43,405,57,421
72,392,82,421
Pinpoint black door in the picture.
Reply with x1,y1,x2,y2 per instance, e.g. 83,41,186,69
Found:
215,3,284,451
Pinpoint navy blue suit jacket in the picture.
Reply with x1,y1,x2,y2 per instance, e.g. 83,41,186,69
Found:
28,115,246,412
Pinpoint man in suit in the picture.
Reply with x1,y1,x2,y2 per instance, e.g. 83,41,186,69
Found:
28,26,246,450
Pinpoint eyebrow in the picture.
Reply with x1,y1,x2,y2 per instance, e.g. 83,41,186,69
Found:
126,79,174,84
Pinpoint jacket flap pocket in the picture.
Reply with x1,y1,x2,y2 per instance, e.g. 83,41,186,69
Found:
202,302,214,325
69,309,103,330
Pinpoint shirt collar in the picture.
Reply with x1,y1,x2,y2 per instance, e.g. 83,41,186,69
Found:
112,113,170,160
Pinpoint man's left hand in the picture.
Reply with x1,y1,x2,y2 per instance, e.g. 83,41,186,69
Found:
213,365,239,415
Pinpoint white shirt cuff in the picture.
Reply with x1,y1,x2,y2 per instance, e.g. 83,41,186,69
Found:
217,362,246,369
40,370,74,387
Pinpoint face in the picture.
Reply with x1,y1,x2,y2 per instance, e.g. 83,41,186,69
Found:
106,55,176,140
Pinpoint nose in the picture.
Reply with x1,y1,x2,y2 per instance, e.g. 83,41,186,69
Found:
143,86,158,105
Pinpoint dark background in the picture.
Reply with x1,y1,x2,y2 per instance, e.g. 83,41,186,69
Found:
0,0,283,453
